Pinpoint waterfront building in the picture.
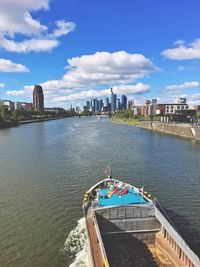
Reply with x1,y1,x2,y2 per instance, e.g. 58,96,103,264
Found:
152,99,157,105
153,104,166,116
121,95,127,110
2,100,14,111
151,99,158,115
128,100,134,109
141,99,152,116
14,102,22,110
33,85,44,112
164,103,188,114
111,88,117,112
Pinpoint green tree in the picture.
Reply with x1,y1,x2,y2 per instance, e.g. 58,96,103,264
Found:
0,105,10,121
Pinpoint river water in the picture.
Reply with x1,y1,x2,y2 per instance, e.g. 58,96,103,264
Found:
0,117,199,267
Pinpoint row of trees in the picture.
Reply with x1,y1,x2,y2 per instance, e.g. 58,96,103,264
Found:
0,105,79,128
113,109,151,120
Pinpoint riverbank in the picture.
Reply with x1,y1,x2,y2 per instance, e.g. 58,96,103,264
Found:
112,118,200,141
18,116,65,125
0,116,66,129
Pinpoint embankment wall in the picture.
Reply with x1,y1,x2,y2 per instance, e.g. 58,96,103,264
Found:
138,121,200,141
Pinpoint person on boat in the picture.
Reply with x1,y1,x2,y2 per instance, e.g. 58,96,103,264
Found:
107,186,118,198
118,186,129,198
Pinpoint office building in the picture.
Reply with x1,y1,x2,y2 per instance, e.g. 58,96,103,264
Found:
111,88,117,112
121,95,127,110
33,85,44,112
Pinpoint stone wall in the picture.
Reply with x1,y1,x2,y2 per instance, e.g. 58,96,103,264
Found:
138,121,200,141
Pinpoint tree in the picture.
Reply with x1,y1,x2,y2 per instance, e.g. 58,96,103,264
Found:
0,105,10,121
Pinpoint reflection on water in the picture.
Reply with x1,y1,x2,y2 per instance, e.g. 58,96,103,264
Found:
0,117,199,266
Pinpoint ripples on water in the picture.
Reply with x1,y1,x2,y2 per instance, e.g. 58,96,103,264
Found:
0,117,199,266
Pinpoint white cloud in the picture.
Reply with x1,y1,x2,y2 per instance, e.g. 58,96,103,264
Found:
6,90,26,96
0,58,29,72
0,0,49,36
0,0,75,53
0,83,5,88
165,81,200,91
177,65,196,72
57,51,157,89
6,51,156,104
52,21,76,38
52,83,150,102
187,93,200,105
26,50,157,94
0,35,59,53
174,40,185,46
162,39,200,60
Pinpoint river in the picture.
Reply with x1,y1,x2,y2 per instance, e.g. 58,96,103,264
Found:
0,117,199,266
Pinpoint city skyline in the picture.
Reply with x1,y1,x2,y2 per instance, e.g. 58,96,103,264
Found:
0,0,200,108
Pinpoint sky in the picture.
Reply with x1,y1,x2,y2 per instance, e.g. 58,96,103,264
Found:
0,0,200,108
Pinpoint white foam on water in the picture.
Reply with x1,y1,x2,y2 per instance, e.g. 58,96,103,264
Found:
61,217,88,267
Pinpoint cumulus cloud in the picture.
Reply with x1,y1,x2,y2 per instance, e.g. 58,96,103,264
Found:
165,81,200,91
0,0,75,53
7,51,156,103
0,58,29,72
162,39,200,60
52,83,150,102
0,35,59,53
6,90,26,96
52,21,76,38
42,51,157,91
24,50,157,94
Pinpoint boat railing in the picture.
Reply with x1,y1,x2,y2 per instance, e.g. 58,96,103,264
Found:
92,209,109,267
155,207,200,267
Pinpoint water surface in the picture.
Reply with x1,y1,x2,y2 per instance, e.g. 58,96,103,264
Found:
0,117,199,266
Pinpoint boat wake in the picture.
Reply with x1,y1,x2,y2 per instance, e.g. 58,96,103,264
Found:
61,217,88,267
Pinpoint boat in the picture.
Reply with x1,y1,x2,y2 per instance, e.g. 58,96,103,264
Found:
82,168,200,267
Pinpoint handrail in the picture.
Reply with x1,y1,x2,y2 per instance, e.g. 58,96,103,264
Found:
155,207,200,267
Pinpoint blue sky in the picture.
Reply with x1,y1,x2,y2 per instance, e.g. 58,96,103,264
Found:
0,0,200,108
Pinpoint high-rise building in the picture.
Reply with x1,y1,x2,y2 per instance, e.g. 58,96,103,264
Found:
121,95,127,110
33,85,44,112
86,101,90,109
103,97,109,108
117,99,121,110
91,99,98,113
111,88,117,112
99,99,103,112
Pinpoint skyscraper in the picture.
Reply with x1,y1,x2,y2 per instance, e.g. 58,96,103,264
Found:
121,95,127,110
111,88,117,112
33,85,44,112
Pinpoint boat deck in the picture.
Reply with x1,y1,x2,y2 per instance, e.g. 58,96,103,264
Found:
87,214,104,267
97,187,146,206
